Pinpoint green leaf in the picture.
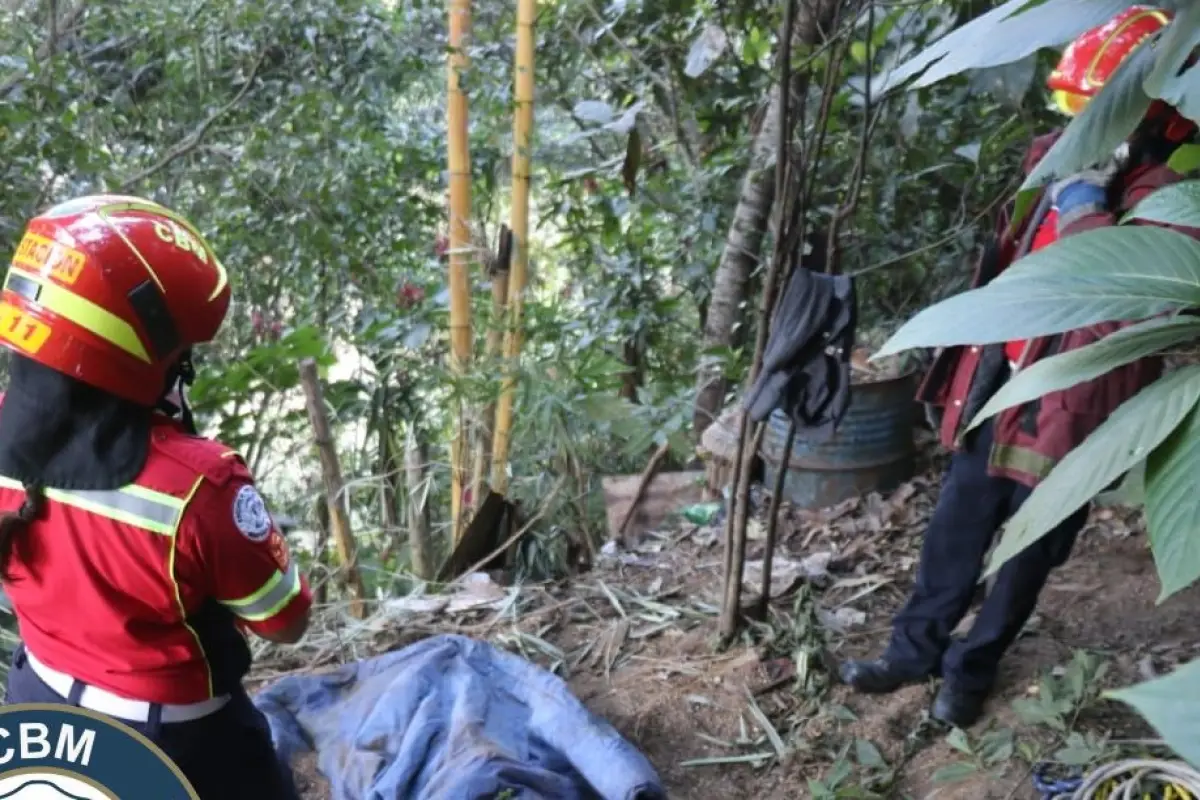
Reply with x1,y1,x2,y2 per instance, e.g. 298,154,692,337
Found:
1123,180,1200,227
573,100,614,124
913,0,1138,90
985,366,1200,579
977,728,1015,766
875,228,1200,357
1144,7,1200,123
1022,33,1158,191
1054,731,1101,766
854,738,886,769
1096,460,1146,507
684,25,728,79
966,316,1200,432
1106,658,1200,768
874,0,1037,93
945,727,973,755
931,761,978,785
1146,401,1200,601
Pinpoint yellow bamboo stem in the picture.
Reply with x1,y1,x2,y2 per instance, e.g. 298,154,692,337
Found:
447,0,474,541
490,0,535,494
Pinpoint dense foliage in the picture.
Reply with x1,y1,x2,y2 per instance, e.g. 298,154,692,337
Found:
0,0,1035,584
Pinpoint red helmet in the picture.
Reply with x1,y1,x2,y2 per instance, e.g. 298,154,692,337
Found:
1047,6,1172,117
0,195,230,406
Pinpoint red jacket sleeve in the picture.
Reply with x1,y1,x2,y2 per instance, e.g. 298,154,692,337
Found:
177,476,312,639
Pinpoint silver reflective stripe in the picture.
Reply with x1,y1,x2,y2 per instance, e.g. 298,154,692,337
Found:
0,475,185,536
220,563,302,622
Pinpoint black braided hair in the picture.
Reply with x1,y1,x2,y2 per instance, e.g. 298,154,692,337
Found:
0,482,45,579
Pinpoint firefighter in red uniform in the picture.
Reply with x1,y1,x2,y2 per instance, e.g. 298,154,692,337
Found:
840,7,1200,727
0,194,312,798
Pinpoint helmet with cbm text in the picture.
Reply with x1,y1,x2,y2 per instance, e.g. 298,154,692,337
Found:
0,195,230,406
1047,6,1172,117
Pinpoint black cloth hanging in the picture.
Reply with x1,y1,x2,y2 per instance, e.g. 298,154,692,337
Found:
743,267,857,440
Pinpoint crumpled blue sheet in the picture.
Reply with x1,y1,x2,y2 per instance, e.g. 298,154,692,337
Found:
253,634,666,800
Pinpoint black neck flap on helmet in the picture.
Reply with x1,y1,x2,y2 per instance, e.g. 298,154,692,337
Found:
0,355,154,491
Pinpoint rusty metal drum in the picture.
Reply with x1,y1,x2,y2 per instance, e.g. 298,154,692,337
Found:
760,370,917,510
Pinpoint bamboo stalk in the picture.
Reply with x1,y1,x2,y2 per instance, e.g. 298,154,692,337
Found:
447,0,475,542
490,0,536,494
298,359,366,619
471,228,512,511
405,427,434,580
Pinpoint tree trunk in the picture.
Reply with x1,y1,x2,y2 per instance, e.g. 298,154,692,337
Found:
692,91,781,435
692,0,842,438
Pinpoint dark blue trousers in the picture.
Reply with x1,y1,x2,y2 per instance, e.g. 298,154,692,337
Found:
885,420,1087,693
5,646,300,800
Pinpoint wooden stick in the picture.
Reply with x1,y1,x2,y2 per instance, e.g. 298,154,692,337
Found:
719,0,799,641
614,440,671,545
299,359,366,619
405,427,435,580
756,419,795,619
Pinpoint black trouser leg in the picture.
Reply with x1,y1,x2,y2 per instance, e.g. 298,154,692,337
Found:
941,487,1087,693
885,421,1013,674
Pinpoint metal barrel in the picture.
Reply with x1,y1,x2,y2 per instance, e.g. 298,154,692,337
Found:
761,370,917,509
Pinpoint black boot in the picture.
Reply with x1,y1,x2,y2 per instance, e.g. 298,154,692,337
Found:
839,658,929,694
931,681,988,728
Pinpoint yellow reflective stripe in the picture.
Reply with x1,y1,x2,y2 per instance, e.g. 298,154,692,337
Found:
220,563,301,622
95,201,228,302
170,476,214,699
0,475,184,535
6,267,150,362
1168,144,1200,176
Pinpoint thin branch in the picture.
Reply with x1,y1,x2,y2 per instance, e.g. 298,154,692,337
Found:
116,48,268,191
827,0,877,269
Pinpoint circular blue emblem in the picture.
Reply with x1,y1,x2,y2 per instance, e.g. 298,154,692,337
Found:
0,704,198,798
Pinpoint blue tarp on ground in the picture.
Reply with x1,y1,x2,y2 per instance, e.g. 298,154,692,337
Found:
253,634,666,800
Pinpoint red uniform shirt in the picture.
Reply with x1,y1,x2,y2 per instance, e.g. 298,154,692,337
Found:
0,413,312,704
1004,209,1059,366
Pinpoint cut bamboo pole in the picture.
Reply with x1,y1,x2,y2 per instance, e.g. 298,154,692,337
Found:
471,228,512,511
299,359,366,619
490,0,536,494
405,427,435,580
447,0,475,542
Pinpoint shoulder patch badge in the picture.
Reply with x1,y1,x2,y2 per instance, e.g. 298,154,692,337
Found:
232,485,272,542
267,530,290,572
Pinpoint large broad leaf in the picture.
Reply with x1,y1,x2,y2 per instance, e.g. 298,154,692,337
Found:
1145,401,1200,601
1123,179,1200,227
1096,460,1145,507
965,316,1200,432
874,0,1038,94
1022,31,1158,191
1106,659,1200,768
1157,63,1200,127
913,0,1139,90
1144,6,1200,124
875,228,1200,357
983,365,1200,578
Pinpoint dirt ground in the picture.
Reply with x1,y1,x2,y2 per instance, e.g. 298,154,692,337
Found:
280,456,1200,800
575,523,1193,800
